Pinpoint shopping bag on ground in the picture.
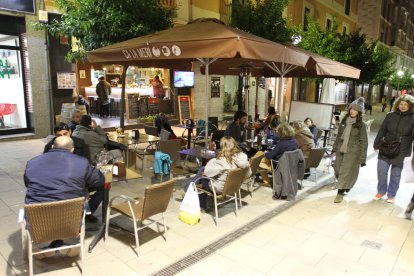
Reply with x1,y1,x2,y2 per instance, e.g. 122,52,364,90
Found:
178,182,201,225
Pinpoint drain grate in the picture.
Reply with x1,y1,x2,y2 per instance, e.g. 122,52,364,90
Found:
152,180,332,276
361,240,382,250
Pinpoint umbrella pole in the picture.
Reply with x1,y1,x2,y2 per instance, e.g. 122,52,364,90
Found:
205,61,209,149
278,76,284,121
120,65,127,133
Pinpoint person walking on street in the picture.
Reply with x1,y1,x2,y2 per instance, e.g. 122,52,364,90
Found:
381,95,387,112
389,96,396,112
332,97,368,203
96,76,111,118
373,94,414,204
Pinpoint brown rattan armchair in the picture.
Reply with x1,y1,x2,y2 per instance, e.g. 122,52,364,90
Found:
105,179,176,254
243,152,265,196
197,167,250,226
21,197,86,276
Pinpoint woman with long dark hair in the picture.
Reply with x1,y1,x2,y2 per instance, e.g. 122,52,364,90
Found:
373,94,414,203
332,97,368,203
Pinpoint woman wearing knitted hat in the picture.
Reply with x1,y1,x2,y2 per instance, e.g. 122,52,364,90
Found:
332,97,368,203
373,94,414,204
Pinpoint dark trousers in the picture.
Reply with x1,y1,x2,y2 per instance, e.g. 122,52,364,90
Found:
99,103,110,117
88,186,104,214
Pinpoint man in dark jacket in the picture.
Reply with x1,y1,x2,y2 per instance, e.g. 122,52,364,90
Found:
43,122,88,158
224,111,247,143
26,136,104,222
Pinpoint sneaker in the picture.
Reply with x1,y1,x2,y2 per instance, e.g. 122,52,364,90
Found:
386,198,395,204
334,194,344,203
373,193,384,201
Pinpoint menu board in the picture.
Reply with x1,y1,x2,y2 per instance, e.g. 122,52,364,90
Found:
138,98,149,117
178,96,192,123
57,72,76,89
148,98,160,115
126,94,139,120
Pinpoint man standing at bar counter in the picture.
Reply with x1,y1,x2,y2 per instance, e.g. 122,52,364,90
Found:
25,136,105,223
96,76,111,118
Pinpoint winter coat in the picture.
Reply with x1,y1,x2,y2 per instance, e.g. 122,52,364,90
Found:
294,128,315,158
154,151,172,175
273,149,305,201
43,135,89,159
24,148,104,204
73,125,108,163
96,80,111,104
265,138,299,161
332,118,368,190
374,110,414,167
204,151,251,193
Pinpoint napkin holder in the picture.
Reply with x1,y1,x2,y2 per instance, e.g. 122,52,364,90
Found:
112,161,126,177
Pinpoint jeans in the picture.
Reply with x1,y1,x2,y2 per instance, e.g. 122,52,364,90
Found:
377,159,403,198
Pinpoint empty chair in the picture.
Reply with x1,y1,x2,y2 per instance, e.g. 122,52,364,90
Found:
105,179,176,254
160,129,171,141
197,167,250,226
22,197,86,275
159,139,189,181
271,149,305,200
144,125,159,137
302,148,325,185
243,152,265,196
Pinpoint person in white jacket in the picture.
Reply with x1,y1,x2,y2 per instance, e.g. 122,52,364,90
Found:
199,137,251,208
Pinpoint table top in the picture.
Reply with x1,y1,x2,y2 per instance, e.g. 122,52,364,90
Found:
176,124,204,129
107,132,159,147
101,166,142,183
179,147,217,160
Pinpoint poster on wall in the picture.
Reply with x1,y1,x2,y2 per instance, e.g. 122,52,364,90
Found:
211,76,220,98
57,73,76,89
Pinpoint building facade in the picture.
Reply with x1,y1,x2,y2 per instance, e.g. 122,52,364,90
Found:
0,0,52,139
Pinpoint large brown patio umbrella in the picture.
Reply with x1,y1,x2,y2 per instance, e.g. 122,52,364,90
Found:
88,18,316,146
202,45,361,114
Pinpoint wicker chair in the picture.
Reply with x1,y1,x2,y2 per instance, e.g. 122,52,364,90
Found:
159,139,190,182
105,179,176,254
302,148,325,186
197,167,250,226
243,152,265,196
21,197,86,276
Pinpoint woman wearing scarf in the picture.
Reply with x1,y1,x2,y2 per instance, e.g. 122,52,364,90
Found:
373,94,414,204
332,97,368,203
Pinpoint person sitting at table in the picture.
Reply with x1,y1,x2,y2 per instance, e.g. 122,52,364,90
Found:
224,110,247,143
25,136,105,227
44,122,88,159
67,110,81,133
185,136,251,211
155,112,177,139
259,123,299,186
304,117,319,145
73,115,108,163
291,120,315,158
254,106,280,137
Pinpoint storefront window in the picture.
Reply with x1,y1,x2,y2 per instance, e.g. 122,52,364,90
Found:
0,35,27,131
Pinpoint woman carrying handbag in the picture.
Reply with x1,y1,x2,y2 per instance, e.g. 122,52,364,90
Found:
332,97,368,203
373,94,414,203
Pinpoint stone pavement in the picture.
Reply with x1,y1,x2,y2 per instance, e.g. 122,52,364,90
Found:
0,104,413,275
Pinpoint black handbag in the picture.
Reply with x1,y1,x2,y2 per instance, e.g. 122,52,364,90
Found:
378,138,400,158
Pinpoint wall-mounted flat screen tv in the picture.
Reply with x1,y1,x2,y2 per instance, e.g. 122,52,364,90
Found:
174,71,194,88
0,0,35,14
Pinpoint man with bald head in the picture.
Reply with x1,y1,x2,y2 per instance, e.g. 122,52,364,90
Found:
24,136,104,222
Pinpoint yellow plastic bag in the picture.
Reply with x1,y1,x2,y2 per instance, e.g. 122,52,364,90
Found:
178,211,201,225
178,182,201,225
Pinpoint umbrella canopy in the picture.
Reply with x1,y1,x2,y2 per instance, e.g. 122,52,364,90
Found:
87,18,317,146
88,18,311,68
